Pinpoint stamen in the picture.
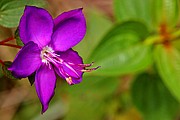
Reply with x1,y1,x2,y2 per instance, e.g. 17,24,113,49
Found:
66,77,73,85
63,62,80,78
68,62,94,67
40,46,100,83
81,66,101,72
77,62,94,67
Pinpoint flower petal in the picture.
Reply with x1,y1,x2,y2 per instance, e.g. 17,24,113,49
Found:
50,8,86,51
19,6,53,48
35,64,56,113
55,49,83,84
8,42,41,78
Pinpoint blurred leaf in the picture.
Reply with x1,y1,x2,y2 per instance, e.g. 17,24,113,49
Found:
131,72,179,120
68,76,119,100
33,101,68,120
0,63,3,78
64,76,120,120
152,0,179,27
154,45,180,101
114,0,152,29
74,9,112,61
2,61,19,80
114,0,179,29
15,28,24,46
65,98,105,120
18,100,67,120
89,21,152,76
0,0,45,28
13,101,41,120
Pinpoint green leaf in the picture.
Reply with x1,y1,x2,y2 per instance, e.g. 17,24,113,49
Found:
114,0,152,29
2,61,19,80
64,76,120,120
131,72,179,120
152,0,179,27
113,0,179,29
68,76,119,99
28,73,35,86
0,0,45,28
0,63,3,78
154,45,180,101
73,9,112,61
15,28,24,46
89,21,152,76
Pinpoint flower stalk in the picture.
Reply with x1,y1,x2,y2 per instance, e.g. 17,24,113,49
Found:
0,37,14,44
0,37,22,49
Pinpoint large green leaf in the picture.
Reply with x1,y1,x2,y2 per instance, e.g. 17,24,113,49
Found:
74,9,112,61
89,21,152,76
131,72,179,120
152,0,179,27
114,0,152,29
0,0,45,28
154,45,180,101
114,0,179,29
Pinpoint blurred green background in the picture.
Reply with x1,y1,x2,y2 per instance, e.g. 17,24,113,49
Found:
1,0,180,120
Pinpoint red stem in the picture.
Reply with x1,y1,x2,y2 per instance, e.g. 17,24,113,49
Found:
0,43,22,49
0,37,14,44
0,59,4,65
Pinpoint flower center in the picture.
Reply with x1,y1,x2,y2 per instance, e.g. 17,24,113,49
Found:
40,46,100,85
41,46,54,63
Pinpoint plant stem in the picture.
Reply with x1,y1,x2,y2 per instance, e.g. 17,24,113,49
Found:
0,59,4,65
0,43,22,49
0,37,14,44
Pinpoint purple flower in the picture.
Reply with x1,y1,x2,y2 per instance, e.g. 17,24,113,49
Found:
8,6,99,113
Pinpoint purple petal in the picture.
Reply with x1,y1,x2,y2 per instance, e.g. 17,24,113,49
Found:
35,64,56,113
8,42,41,78
55,49,83,84
19,6,53,48
50,8,86,51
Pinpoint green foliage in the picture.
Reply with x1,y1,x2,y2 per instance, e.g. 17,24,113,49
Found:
154,45,180,101
2,61,19,80
64,76,120,120
114,0,152,29
0,0,45,28
152,0,179,27
1,0,180,119
74,9,112,61
0,63,3,78
28,73,35,85
89,21,152,76
114,0,179,29
131,72,179,120
15,28,24,46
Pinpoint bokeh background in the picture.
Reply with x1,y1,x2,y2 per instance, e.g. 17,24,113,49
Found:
0,0,180,120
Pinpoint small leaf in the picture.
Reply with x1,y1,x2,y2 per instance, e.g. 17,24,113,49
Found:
0,0,45,28
131,72,179,120
89,21,152,76
0,63,3,78
15,28,24,46
28,72,35,86
154,45,180,101
2,61,19,80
